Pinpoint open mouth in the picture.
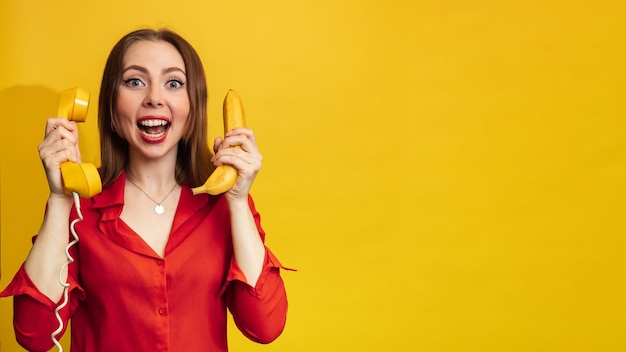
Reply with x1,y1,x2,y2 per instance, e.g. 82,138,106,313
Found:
138,119,170,138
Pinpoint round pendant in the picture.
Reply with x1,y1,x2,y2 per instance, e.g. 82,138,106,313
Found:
154,204,165,215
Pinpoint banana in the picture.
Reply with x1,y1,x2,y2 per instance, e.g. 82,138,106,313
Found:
192,89,247,195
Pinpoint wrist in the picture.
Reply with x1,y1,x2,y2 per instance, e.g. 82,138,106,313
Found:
226,196,249,212
47,192,74,208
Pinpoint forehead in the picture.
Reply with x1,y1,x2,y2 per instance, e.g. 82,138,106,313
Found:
123,40,186,71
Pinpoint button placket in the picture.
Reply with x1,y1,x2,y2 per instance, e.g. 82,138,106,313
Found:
154,257,170,351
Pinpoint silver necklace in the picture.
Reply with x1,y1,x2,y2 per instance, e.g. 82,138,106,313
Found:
126,177,178,215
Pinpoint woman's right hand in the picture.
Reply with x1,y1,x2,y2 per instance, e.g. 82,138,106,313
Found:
38,118,82,197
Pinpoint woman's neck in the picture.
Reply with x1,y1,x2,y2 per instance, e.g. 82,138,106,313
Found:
126,150,178,191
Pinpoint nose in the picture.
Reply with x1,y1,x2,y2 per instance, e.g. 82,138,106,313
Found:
144,86,163,107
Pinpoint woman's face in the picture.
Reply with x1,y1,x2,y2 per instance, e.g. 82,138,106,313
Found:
115,39,190,161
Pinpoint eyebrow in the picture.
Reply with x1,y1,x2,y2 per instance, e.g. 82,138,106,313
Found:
122,65,186,75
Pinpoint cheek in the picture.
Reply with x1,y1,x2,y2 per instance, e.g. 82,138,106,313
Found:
113,94,138,139
115,94,132,119
175,96,191,116
173,98,191,124
115,93,142,124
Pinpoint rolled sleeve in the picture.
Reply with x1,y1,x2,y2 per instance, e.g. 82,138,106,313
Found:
221,247,295,343
1,264,85,351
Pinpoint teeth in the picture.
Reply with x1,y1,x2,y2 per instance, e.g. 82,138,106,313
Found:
139,119,169,127
141,130,166,137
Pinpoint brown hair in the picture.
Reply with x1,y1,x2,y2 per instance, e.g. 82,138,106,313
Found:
98,28,212,187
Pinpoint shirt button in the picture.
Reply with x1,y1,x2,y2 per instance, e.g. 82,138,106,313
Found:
157,259,164,266
159,308,166,315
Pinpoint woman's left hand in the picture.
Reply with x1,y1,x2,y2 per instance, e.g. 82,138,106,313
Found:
212,127,262,201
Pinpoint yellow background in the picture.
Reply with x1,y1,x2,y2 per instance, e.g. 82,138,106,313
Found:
1,1,625,351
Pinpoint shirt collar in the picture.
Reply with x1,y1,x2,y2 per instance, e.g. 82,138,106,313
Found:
92,170,211,224
92,171,126,221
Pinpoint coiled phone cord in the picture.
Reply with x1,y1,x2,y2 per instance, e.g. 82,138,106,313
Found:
51,191,82,352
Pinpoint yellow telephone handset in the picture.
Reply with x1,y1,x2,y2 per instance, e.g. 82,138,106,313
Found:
57,87,102,198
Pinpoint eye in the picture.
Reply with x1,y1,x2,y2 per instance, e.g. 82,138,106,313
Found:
167,79,185,89
123,78,144,87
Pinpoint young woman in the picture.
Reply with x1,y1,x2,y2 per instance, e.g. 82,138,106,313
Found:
1,28,290,352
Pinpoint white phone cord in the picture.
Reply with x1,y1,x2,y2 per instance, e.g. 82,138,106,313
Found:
51,191,82,352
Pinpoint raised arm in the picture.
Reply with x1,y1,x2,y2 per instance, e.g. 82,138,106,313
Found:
213,127,265,285
25,117,82,302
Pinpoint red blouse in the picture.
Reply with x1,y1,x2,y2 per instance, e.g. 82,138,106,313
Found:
0,173,290,352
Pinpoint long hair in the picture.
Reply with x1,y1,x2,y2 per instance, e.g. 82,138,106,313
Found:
98,28,212,187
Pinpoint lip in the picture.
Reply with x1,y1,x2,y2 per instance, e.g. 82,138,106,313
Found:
137,115,171,144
